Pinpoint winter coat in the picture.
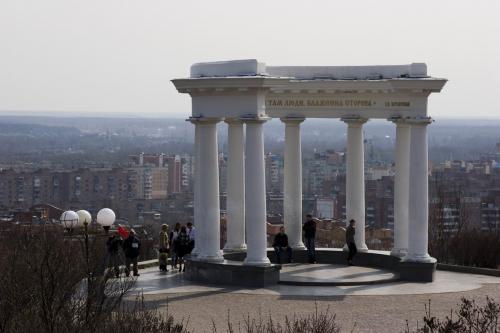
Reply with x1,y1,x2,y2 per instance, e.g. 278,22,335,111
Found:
159,231,169,250
123,235,141,258
303,219,317,239
346,225,356,244
106,235,122,254
273,233,289,248
175,232,191,257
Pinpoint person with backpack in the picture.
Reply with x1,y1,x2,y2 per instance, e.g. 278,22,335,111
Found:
174,225,190,272
106,230,123,278
123,229,141,277
169,223,181,270
158,224,169,272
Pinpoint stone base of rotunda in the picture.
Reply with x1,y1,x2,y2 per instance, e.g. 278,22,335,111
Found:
398,261,437,282
224,248,437,283
185,258,281,287
211,248,438,285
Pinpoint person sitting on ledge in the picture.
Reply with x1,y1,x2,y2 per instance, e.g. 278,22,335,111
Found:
273,226,293,264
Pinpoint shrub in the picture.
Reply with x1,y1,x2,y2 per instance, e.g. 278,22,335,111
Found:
219,305,343,333
407,297,500,333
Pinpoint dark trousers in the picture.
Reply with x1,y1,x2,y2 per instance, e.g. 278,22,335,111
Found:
305,237,316,263
348,242,357,262
125,256,138,276
158,249,168,271
274,246,292,264
108,253,121,277
171,245,178,267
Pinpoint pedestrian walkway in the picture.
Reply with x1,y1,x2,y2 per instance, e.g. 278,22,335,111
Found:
131,263,500,297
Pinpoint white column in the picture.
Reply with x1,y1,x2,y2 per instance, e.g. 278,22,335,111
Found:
282,117,306,249
196,118,223,262
223,119,246,252
243,117,271,266
390,118,411,258
342,117,368,252
403,117,435,263
190,118,201,257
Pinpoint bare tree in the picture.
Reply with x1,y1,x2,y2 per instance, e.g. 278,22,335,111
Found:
0,224,187,333
429,172,500,268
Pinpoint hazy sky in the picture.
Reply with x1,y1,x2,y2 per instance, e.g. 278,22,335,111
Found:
1,0,499,118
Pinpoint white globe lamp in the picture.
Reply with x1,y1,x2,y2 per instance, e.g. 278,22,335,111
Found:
97,208,115,233
76,210,92,228
60,210,79,230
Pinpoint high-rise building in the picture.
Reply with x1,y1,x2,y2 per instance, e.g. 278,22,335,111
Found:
181,154,194,192
129,153,169,199
218,152,227,194
265,153,283,194
165,155,182,194
481,203,500,231
303,153,333,195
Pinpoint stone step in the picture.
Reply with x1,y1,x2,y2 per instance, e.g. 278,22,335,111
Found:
278,263,399,286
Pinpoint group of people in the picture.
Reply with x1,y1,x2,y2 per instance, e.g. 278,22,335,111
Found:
105,222,196,278
106,228,142,277
158,222,195,273
108,216,357,277
273,214,358,266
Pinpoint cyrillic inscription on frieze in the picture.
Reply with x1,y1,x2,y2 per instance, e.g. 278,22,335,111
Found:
266,98,411,109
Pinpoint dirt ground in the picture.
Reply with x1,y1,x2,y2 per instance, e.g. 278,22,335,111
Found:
137,283,500,332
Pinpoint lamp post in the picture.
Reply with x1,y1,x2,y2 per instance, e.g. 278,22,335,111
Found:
62,209,116,270
62,209,94,311
77,210,93,273
96,209,116,280
61,208,117,318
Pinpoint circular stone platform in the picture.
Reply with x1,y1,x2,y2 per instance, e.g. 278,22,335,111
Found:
279,263,398,286
131,266,500,297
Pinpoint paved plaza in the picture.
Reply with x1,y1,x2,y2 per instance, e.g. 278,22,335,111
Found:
129,264,500,332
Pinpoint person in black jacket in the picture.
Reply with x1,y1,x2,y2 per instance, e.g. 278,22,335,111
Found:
346,219,357,265
106,231,123,278
174,226,190,272
273,226,292,264
303,214,317,263
123,229,141,277
169,222,181,270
